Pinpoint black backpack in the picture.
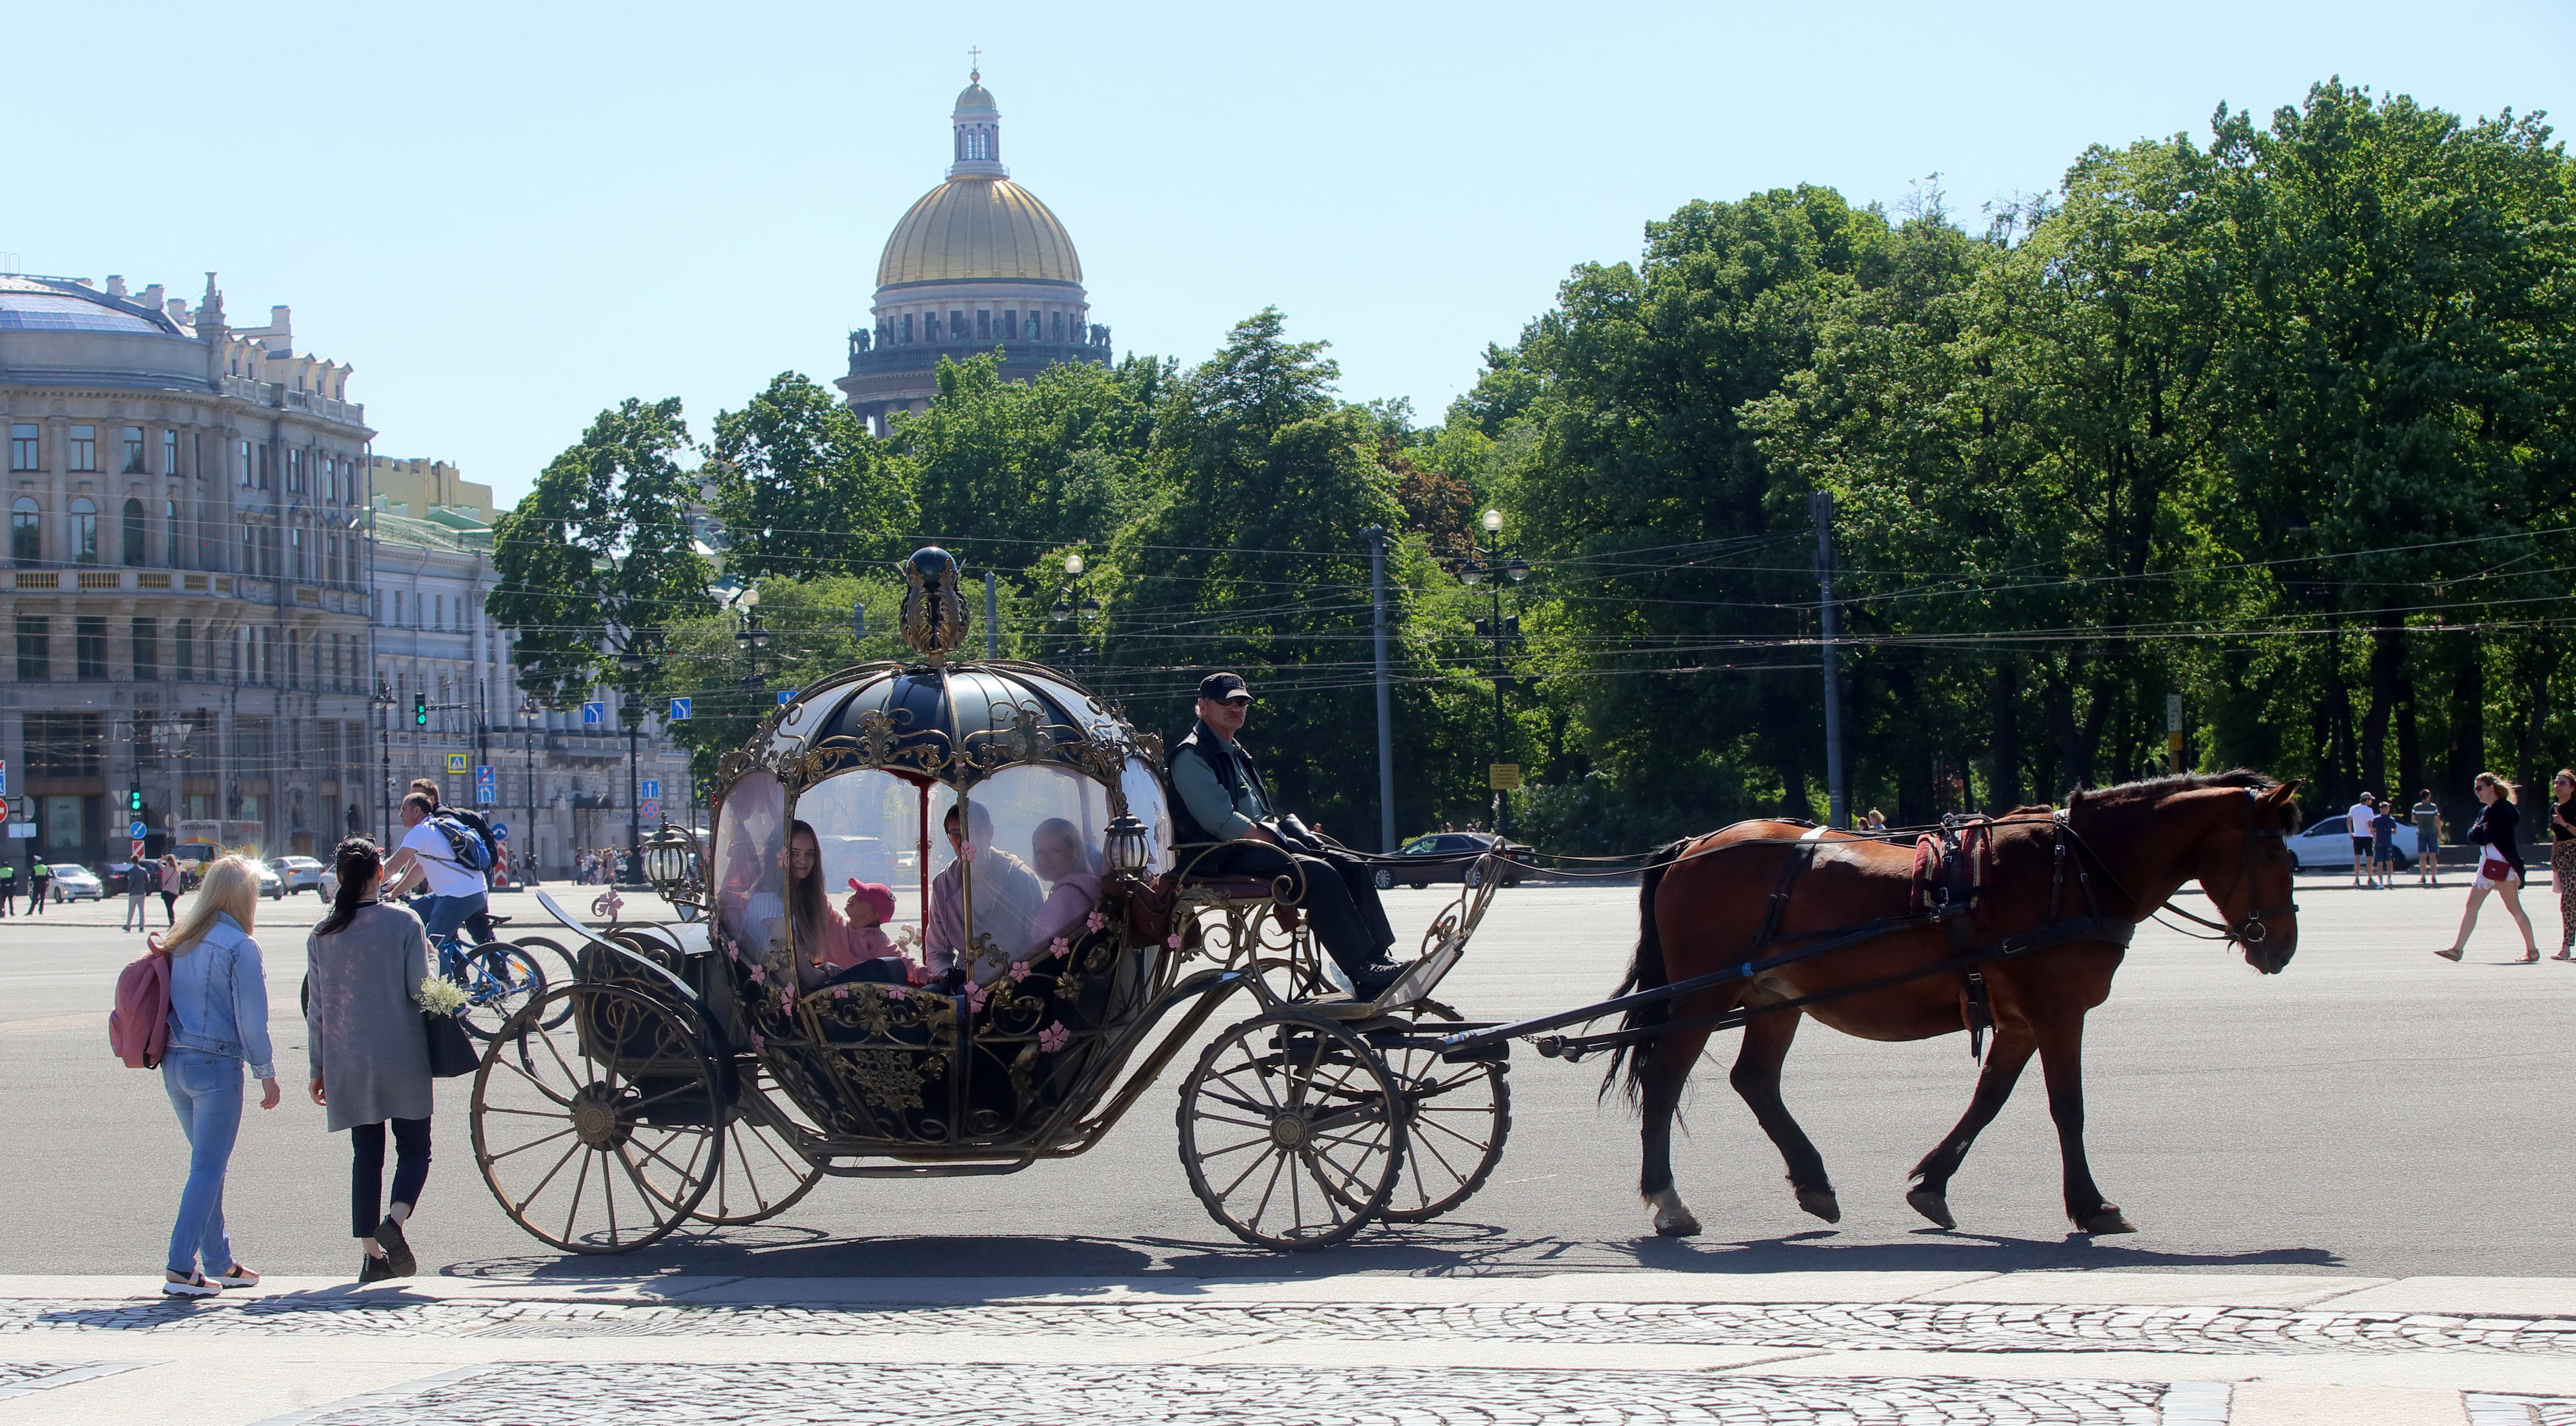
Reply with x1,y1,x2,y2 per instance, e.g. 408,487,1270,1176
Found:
439,806,502,876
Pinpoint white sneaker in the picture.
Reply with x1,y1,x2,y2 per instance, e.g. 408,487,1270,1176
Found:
161,1272,217,1298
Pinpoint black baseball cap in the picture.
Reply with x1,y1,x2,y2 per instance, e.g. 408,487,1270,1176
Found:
1198,672,1251,703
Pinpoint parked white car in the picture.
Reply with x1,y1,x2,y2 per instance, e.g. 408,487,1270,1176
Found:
275,855,325,894
46,864,103,902
2285,816,2421,871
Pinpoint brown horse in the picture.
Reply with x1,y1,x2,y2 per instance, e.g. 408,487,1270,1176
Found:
1605,772,2301,1238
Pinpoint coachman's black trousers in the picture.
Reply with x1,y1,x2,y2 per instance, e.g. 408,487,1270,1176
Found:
1197,841,1396,975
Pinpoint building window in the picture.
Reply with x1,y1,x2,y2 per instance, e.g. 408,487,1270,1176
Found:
257,446,270,490
1002,309,1016,339
291,525,305,580
121,427,145,474
121,498,145,566
976,310,991,340
902,313,913,343
952,310,968,341
435,594,444,629
10,498,38,568
175,618,191,680
131,618,155,681
163,429,178,476
68,498,96,565
165,498,180,567
1052,311,1064,342
7,425,35,472
74,616,106,680
67,426,96,473
15,616,48,680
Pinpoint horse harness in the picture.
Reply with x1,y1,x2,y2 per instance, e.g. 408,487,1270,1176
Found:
1462,789,2291,1066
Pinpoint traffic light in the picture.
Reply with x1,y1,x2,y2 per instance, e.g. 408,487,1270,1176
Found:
413,693,429,727
126,786,143,816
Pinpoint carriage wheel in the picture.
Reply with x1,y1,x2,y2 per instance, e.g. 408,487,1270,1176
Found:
679,1067,827,1226
1374,1042,1510,1222
471,982,723,1254
1177,1011,1406,1251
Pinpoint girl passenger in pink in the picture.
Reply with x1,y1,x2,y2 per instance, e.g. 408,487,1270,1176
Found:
785,820,909,989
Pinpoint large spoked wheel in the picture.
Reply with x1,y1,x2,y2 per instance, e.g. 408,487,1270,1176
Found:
1178,1011,1406,1251
1376,1042,1510,1221
453,944,548,1042
677,1066,827,1226
472,982,723,1254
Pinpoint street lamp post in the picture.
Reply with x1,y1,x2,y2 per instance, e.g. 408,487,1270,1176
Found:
519,694,542,884
1048,552,1101,677
615,645,648,883
368,680,397,846
1457,508,1529,839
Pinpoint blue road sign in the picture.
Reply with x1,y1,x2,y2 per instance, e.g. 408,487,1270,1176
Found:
668,697,692,721
581,701,605,725
1,759,9,797
490,822,509,842
776,689,799,706
128,820,148,839
640,780,660,801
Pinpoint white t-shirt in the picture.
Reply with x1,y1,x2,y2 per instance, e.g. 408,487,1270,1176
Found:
2347,802,2377,838
403,818,487,897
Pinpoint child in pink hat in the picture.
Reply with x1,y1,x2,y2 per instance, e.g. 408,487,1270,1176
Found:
796,878,913,989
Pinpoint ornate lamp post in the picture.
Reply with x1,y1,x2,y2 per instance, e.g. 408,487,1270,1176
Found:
1457,508,1529,838
369,680,398,846
615,644,650,881
518,694,544,884
1048,551,1101,676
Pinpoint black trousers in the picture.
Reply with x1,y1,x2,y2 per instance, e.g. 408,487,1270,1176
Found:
1199,841,1396,974
350,1117,432,1238
27,881,44,913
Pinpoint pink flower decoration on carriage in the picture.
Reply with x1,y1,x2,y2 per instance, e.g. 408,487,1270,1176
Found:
1047,936,1070,960
779,988,795,1012
747,964,766,986
832,985,850,1000
747,1031,765,1053
1008,961,1031,983
1165,933,1183,950
1085,911,1107,933
888,985,908,1001
1038,1021,1071,1054
963,980,991,1012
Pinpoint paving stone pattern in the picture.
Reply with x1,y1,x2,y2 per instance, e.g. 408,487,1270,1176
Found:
2468,1395,2576,1426
273,1362,2181,1426
0,1360,124,1398
7,1296,2574,1358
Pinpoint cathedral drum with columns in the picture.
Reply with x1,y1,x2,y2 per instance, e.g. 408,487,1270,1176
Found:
837,71,1111,434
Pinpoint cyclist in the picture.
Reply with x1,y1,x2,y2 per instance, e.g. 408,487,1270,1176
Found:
383,792,489,950
401,780,498,945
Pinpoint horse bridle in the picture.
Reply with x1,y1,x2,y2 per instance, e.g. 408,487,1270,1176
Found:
2064,788,2299,947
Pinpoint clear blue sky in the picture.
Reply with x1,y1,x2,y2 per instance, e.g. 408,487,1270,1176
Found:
8,0,2570,509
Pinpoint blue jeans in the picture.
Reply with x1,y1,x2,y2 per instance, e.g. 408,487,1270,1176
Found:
161,1049,242,1277
420,890,490,947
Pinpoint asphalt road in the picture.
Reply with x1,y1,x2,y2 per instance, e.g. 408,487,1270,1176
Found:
6,871,2572,1283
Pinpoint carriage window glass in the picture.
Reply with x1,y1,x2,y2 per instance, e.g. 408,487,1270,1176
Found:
787,767,949,936
936,764,1115,978
1119,756,1177,875
712,771,789,966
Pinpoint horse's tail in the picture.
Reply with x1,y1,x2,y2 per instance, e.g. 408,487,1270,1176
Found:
1601,838,1693,1109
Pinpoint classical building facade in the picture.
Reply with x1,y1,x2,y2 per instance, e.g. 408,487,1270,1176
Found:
364,464,691,880
836,71,1113,433
0,273,373,867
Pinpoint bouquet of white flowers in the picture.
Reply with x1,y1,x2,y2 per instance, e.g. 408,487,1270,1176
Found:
417,975,470,1017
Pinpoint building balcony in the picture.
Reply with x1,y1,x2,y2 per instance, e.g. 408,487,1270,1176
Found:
220,374,367,428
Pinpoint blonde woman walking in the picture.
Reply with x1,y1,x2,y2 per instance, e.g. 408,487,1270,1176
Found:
2438,772,2541,963
153,857,280,1296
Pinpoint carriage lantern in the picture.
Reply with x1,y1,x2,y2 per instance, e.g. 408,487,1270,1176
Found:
1104,813,1152,875
640,825,695,890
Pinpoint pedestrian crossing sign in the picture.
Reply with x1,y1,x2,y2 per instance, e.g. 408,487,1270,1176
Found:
447,754,469,775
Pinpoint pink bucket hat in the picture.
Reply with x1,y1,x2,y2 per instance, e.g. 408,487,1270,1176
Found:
846,879,896,924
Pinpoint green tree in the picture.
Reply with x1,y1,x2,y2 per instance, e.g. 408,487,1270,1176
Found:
704,373,913,582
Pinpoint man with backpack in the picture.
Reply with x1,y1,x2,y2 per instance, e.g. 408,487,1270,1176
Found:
401,780,500,945
383,792,495,947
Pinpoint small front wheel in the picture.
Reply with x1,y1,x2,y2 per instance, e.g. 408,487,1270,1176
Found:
1178,1011,1406,1251
455,945,548,1042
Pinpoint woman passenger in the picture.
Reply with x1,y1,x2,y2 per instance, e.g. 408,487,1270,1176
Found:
1028,817,1103,959
787,820,908,989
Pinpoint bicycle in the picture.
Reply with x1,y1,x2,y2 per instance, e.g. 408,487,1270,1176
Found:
430,928,551,1041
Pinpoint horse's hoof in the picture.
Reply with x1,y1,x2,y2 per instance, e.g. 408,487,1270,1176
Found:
2077,1205,2137,1235
1906,1187,1956,1229
1795,1187,1842,1224
1655,1217,1702,1238
1645,1188,1702,1238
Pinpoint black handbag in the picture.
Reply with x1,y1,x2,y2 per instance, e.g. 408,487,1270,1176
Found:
423,1010,478,1079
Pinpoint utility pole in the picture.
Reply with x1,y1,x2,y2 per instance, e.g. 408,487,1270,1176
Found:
983,569,999,660
1366,525,1394,854
1811,490,1847,829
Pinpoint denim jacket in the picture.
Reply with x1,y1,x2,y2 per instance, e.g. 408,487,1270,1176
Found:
165,913,277,1079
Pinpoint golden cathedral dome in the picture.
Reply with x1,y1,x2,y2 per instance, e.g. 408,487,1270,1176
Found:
875,177,1084,287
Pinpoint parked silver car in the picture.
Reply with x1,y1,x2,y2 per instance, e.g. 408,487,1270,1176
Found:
2285,816,2421,871
275,855,325,894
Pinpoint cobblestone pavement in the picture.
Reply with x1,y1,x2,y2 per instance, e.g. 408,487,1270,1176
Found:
2469,1395,2576,1426
270,1363,2198,1426
0,1360,138,1399
6,1294,2574,1358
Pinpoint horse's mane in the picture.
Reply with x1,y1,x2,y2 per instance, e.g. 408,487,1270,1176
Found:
2067,769,2297,828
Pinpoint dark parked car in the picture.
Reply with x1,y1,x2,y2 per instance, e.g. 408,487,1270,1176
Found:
1370,832,1536,890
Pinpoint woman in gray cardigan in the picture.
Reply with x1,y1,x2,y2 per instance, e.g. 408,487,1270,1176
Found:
304,836,434,1283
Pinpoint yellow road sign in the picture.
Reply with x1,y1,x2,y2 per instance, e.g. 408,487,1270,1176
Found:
447,753,469,775
1488,763,1523,791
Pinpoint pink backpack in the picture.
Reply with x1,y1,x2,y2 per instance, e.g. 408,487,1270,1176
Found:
110,939,172,1069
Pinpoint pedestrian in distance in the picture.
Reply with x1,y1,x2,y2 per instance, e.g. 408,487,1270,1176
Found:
153,855,282,1296
2346,791,2379,889
29,858,49,914
2550,770,2576,959
1864,808,1889,832
0,860,15,917
158,854,183,926
2371,797,2400,890
2413,790,2444,888
2438,772,2541,963
122,860,152,932
305,836,435,1282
